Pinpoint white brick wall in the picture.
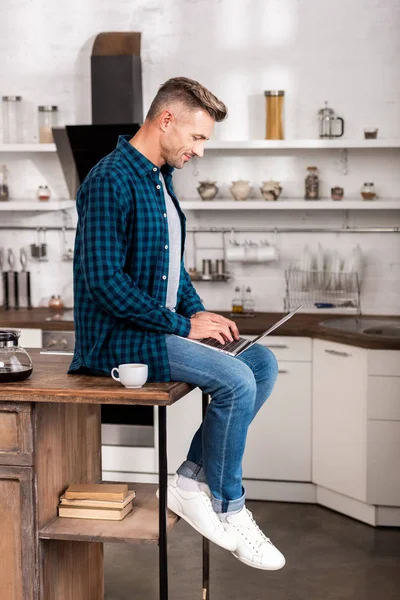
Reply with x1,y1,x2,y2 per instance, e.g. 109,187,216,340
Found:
0,0,399,313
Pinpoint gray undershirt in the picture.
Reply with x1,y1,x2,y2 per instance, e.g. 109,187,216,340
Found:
160,173,181,311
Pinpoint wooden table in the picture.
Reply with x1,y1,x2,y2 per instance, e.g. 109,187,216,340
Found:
0,350,209,600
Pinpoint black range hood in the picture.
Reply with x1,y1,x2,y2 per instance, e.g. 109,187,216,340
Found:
54,32,143,199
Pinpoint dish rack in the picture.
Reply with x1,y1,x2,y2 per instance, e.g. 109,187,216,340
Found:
284,269,361,312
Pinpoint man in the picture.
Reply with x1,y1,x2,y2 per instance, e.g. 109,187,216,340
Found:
69,77,285,570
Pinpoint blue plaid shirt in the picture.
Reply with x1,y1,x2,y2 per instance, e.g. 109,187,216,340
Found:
68,135,204,381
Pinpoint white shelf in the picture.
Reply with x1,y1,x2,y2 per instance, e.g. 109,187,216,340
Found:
180,199,400,210
206,139,400,150
0,143,56,152
0,199,76,211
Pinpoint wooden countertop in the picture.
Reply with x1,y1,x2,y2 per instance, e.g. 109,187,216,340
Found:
0,349,192,406
0,308,399,350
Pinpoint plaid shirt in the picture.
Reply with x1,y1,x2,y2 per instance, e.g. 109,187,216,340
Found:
68,135,204,381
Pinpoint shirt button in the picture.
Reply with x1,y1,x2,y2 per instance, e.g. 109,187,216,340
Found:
156,184,161,190
165,245,168,250
162,275,167,280
153,167,157,172
163,212,167,217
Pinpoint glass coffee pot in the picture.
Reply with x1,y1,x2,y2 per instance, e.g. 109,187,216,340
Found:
318,101,344,138
0,329,33,382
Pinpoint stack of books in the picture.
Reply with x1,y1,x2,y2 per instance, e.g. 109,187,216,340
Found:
58,483,136,521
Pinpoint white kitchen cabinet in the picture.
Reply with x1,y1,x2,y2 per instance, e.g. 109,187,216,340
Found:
241,336,312,482
367,420,400,506
18,328,42,349
312,339,368,502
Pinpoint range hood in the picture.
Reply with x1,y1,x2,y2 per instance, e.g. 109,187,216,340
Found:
54,32,143,199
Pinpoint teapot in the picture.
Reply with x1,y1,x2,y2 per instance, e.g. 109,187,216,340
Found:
0,329,33,383
230,180,251,201
260,180,282,201
197,181,219,201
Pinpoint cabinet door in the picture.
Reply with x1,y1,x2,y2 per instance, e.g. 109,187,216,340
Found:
242,361,312,481
167,387,202,474
0,466,36,600
312,339,368,502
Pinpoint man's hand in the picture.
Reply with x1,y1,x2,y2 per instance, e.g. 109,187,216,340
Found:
189,311,240,345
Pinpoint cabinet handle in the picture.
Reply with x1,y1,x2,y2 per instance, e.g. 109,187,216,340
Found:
325,349,352,358
278,369,288,374
264,344,289,349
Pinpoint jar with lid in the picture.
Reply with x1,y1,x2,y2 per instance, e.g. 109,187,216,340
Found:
231,286,243,314
37,185,51,201
264,91,285,140
2,96,23,143
361,182,376,201
0,164,9,201
38,106,59,143
0,329,33,382
305,166,320,200
48,295,65,310
243,286,255,316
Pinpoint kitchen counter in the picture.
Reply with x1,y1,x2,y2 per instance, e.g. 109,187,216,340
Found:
0,307,399,350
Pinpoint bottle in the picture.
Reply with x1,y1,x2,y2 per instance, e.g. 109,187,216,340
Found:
243,286,255,316
305,166,319,200
0,164,9,201
231,286,243,314
265,91,285,140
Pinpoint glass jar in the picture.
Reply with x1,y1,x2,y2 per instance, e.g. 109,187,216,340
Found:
305,166,320,200
37,185,51,201
231,286,243,314
0,164,9,201
243,286,255,316
2,96,23,143
38,106,58,143
361,182,376,201
0,329,33,382
48,294,64,310
265,91,284,140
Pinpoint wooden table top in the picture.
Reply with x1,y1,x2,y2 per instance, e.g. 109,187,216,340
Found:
0,350,192,406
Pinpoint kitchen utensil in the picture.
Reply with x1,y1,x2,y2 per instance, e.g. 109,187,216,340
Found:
0,247,8,310
111,363,148,389
8,248,19,310
230,180,251,201
61,226,74,261
215,259,225,279
48,294,65,310
20,248,32,309
265,91,285,140
30,227,47,260
317,101,344,138
361,182,376,200
202,259,212,280
197,181,219,201
244,240,258,262
0,164,9,201
331,186,344,201
0,329,33,382
260,180,282,201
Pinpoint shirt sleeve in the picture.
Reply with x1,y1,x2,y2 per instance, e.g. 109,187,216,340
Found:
176,261,206,318
79,175,191,337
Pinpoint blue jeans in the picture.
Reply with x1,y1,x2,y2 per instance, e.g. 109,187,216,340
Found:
165,335,279,513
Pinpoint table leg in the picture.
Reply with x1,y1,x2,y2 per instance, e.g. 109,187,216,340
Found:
158,405,168,600
202,392,211,600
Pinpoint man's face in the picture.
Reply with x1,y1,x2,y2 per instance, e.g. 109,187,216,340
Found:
160,107,215,169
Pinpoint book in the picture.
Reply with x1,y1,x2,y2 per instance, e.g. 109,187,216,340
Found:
59,490,136,509
64,483,129,502
58,502,133,521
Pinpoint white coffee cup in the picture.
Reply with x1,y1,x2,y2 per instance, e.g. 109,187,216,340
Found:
111,363,148,389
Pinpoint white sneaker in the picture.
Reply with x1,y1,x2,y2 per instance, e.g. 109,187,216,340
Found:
156,474,237,551
223,506,286,570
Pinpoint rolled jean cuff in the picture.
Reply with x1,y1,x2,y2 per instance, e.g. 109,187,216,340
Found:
211,487,246,514
177,460,208,484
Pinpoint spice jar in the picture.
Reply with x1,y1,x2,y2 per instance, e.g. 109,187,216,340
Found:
305,166,320,200
2,96,23,143
48,295,65,310
231,286,243,314
38,106,58,143
264,91,284,140
36,185,51,201
361,182,376,201
0,164,9,201
331,186,344,201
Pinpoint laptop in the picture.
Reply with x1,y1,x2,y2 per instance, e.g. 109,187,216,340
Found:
181,305,303,357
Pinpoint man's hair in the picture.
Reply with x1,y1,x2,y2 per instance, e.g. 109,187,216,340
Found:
146,77,227,123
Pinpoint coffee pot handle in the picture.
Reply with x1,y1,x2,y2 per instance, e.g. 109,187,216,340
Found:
334,117,345,138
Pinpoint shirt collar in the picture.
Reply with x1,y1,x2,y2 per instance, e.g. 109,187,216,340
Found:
116,135,174,178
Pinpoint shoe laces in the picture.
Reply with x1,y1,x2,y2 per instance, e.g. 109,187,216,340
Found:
200,491,226,531
233,508,272,551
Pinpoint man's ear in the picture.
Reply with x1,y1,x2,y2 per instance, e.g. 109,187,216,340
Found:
159,110,174,132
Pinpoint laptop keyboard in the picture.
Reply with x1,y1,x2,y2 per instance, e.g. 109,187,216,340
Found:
199,336,246,353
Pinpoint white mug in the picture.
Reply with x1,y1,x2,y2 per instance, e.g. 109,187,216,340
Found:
111,363,148,389
226,241,246,262
258,244,279,262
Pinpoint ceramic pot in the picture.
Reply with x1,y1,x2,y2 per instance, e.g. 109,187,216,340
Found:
230,180,251,201
197,181,218,200
260,180,282,201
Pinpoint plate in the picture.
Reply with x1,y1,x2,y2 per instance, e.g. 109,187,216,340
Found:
316,243,325,288
300,245,313,289
329,250,341,291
